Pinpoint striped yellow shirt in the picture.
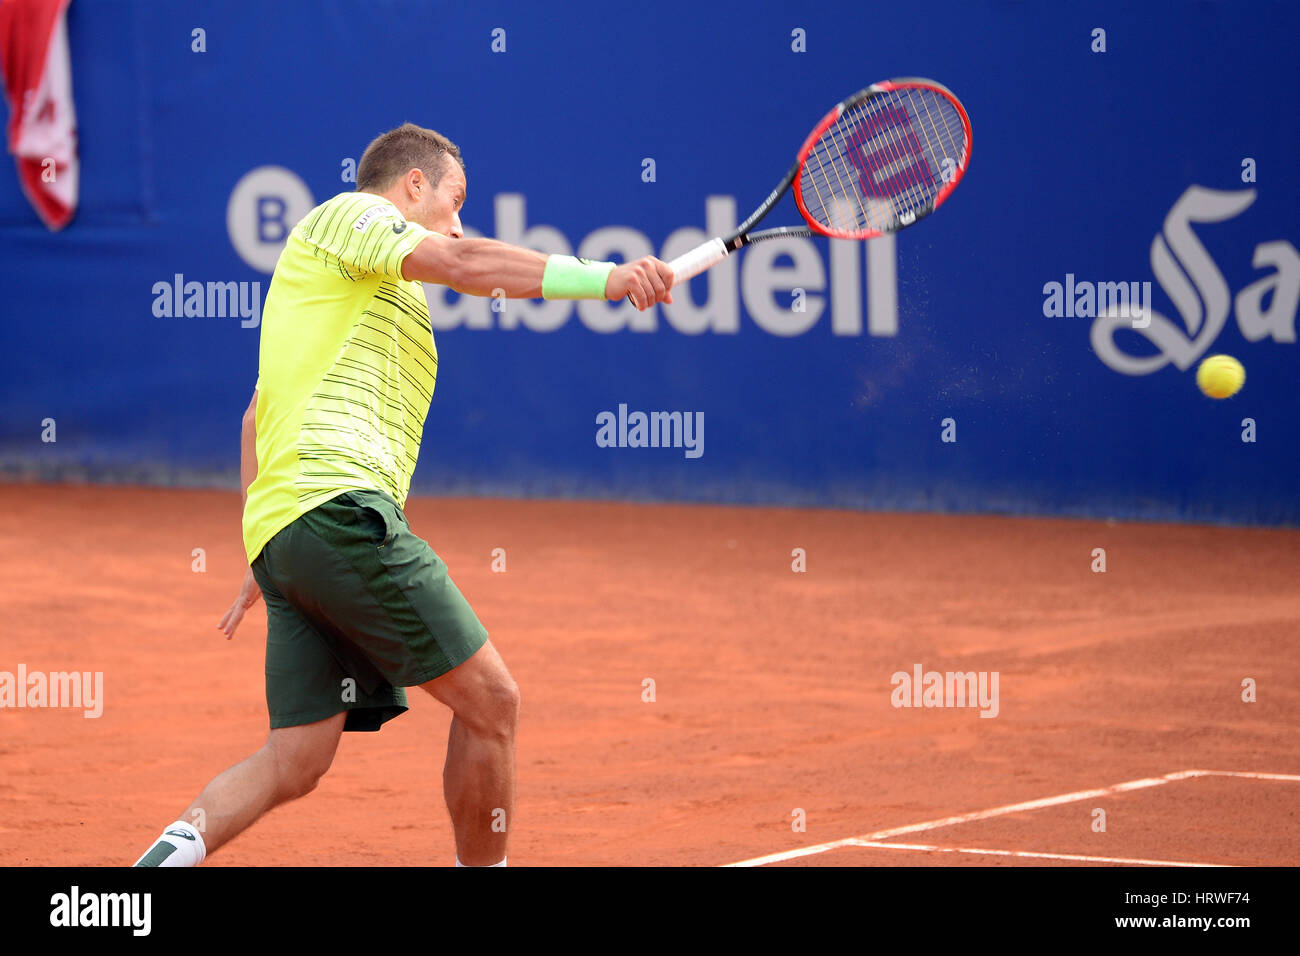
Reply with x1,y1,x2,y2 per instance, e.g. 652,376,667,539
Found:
243,192,438,564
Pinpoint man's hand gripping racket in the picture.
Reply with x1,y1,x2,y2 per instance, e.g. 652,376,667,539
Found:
668,77,972,286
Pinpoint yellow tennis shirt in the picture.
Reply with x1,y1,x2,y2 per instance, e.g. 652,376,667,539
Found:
242,191,439,564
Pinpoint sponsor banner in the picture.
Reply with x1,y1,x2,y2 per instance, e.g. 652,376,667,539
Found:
0,1,1296,524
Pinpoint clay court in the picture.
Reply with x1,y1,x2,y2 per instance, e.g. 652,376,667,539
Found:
2,483,1296,867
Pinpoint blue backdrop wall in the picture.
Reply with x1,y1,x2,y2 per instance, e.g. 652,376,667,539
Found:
2,0,1298,525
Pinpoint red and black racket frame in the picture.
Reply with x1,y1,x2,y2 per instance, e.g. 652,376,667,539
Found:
721,77,972,252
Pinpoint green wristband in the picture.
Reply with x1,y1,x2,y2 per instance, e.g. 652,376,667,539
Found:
541,255,616,300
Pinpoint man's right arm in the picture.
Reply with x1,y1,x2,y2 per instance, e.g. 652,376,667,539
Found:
401,234,674,311
402,235,548,297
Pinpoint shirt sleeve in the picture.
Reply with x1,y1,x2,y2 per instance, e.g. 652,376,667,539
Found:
297,195,434,281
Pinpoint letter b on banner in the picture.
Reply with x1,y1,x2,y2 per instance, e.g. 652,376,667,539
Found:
228,166,316,274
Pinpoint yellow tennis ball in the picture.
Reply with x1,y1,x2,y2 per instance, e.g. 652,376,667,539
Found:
1196,354,1245,399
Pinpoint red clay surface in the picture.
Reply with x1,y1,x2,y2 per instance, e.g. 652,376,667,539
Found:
1,483,1298,866
765,775,1300,866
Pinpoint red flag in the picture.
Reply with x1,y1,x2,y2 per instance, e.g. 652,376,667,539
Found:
0,0,78,230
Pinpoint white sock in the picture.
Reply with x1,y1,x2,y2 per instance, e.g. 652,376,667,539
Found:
133,821,207,867
456,855,506,867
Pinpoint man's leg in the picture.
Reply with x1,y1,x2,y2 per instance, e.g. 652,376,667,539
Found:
259,489,509,864
420,639,519,867
134,711,346,865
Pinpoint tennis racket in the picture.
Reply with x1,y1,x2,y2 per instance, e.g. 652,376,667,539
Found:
668,77,972,286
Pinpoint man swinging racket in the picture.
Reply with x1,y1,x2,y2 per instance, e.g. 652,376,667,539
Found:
133,122,674,867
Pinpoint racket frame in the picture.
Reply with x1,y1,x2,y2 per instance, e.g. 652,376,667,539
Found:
791,77,972,242
668,77,971,286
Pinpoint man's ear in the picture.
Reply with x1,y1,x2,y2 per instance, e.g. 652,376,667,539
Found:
405,167,424,200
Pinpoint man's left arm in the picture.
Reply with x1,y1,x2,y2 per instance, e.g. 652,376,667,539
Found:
240,389,258,507
219,389,263,639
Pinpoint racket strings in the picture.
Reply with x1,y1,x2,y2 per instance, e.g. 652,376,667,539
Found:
800,86,967,236
844,101,928,220
839,95,936,215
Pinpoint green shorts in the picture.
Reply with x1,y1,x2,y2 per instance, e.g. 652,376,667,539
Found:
250,489,488,733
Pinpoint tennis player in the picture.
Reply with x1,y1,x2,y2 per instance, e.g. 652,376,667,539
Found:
133,122,674,867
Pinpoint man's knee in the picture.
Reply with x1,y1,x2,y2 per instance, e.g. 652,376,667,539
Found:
266,718,343,800
460,678,520,741
272,745,333,801
421,640,520,739
282,760,329,800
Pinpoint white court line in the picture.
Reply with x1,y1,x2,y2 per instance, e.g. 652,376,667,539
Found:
855,841,1231,868
723,768,1298,867
1189,770,1300,782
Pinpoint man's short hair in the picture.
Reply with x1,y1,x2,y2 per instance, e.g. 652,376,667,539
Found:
356,122,464,193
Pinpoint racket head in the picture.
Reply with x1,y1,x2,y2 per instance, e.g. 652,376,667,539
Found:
793,78,971,239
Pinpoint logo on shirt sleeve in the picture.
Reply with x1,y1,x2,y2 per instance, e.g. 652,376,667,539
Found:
353,203,392,232
392,221,407,234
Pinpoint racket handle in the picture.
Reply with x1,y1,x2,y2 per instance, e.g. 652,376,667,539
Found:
667,238,729,287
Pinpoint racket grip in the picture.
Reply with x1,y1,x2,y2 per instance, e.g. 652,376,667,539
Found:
667,238,729,287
